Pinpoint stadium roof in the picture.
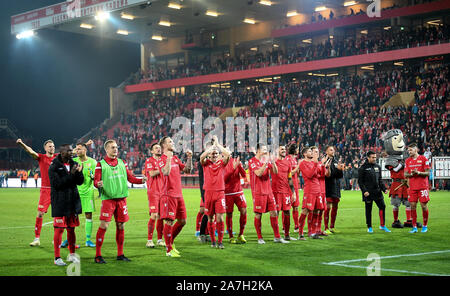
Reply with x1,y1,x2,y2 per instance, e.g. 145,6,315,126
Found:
11,0,351,44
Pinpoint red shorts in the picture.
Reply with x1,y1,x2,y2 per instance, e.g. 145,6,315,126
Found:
292,188,300,207
160,195,187,221
408,189,430,204
100,198,129,223
38,187,51,213
253,193,277,214
302,193,324,211
53,214,80,228
326,197,341,204
204,190,226,216
389,182,408,198
225,192,247,213
274,192,292,212
148,193,161,214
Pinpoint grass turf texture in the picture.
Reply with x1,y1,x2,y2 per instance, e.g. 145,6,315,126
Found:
0,188,449,276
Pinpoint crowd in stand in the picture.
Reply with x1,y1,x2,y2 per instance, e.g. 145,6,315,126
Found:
85,61,449,192
125,24,449,85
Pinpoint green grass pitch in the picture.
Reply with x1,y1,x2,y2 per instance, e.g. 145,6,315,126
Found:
0,188,449,276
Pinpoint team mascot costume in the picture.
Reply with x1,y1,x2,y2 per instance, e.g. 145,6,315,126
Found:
383,129,419,228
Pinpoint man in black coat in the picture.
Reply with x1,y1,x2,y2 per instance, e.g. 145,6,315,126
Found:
324,146,344,234
358,151,391,234
49,144,84,266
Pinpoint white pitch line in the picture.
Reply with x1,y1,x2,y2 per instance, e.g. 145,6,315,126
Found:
0,221,53,230
323,250,450,276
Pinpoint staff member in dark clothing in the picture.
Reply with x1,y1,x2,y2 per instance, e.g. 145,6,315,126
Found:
48,144,84,266
324,146,344,234
358,151,391,234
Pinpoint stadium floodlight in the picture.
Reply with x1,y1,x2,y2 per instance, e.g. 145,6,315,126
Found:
95,11,110,21
206,10,219,17
168,2,181,9
315,6,327,12
117,29,129,35
343,1,357,7
243,18,256,24
286,10,298,17
80,23,94,29
158,20,171,27
259,0,272,6
16,30,34,39
121,13,135,20
152,34,163,41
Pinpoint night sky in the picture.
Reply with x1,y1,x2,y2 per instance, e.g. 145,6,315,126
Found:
0,0,140,151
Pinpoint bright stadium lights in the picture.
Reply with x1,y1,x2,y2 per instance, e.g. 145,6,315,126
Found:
361,65,374,70
206,10,219,17
360,29,368,34
121,13,135,20
259,0,272,6
117,29,129,35
16,30,34,39
80,23,94,29
243,18,256,24
95,11,110,21
343,1,357,7
384,26,391,30
302,38,312,43
152,34,163,41
315,6,327,12
286,10,298,17
394,61,404,66
168,2,181,9
158,20,171,27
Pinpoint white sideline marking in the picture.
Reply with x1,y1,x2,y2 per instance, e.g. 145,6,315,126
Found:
323,250,450,276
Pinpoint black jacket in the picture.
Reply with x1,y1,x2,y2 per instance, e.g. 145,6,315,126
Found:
49,155,84,217
357,161,386,201
325,157,343,198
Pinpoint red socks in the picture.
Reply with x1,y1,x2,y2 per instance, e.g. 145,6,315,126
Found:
254,217,262,239
208,221,216,243
283,213,290,237
95,227,106,257
116,228,125,257
148,218,155,240
411,209,417,227
330,207,338,229
216,221,224,244
163,223,173,253
239,213,247,236
422,209,429,226
298,213,307,235
196,212,203,231
66,227,76,254
405,208,412,221
156,219,164,240
393,209,399,221
270,216,280,239
35,217,43,238
226,215,233,238
53,227,64,258
324,208,330,230
171,221,184,243
292,209,299,230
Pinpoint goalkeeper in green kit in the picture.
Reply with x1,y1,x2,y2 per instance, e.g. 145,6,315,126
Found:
71,142,98,247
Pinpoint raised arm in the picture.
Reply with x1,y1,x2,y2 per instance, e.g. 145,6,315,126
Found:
16,139,39,160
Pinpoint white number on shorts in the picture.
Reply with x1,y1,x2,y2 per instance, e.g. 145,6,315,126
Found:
240,195,246,203
420,190,429,198
285,196,290,205
221,199,226,208
123,205,128,215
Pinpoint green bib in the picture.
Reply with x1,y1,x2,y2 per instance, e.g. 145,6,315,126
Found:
100,158,129,200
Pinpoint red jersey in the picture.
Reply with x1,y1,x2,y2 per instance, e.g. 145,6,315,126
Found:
160,154,185,198
224,160,246,195
144,156,165,195
405,155,430,190
37,153,57,188
271,158,292,194
299,160,321,194
202,159,226,191
317,163,327,195
94,156,144,188
248,157,273,195
286,155,299,189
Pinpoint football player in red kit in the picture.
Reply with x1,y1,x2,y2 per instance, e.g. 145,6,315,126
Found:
249,144,289,244
312,147,331,236
200,136,230,249
405,143,431,233
286,144,301,233
224,154,248,244
271,145,296,240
